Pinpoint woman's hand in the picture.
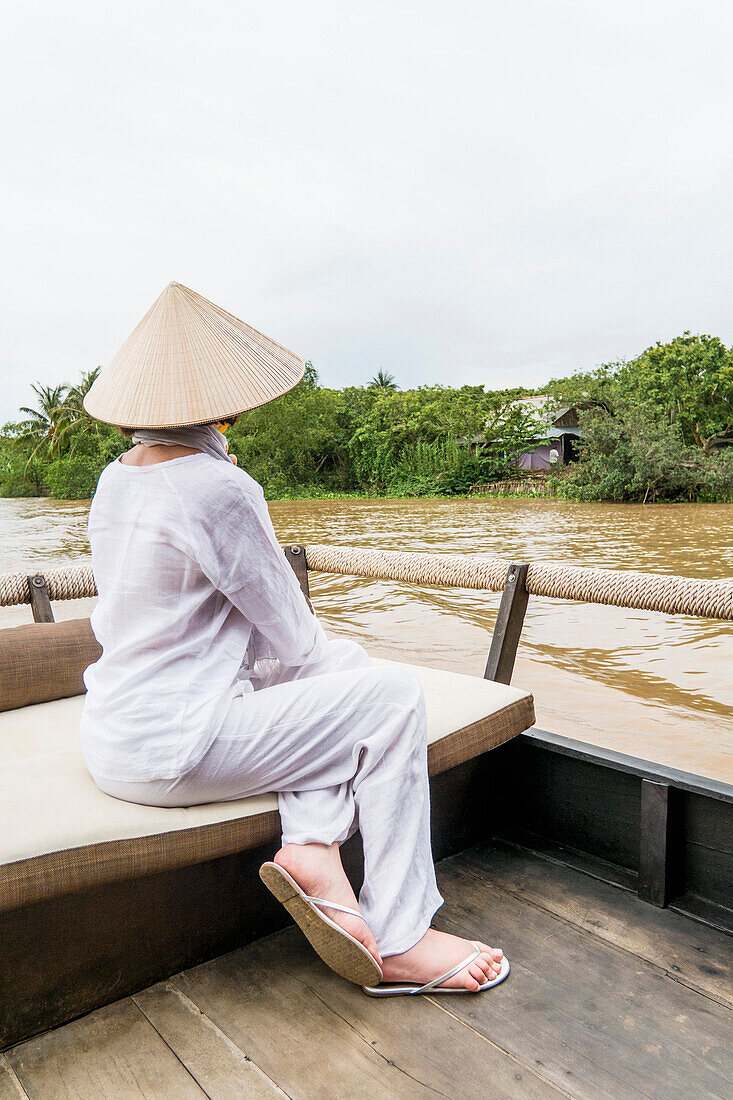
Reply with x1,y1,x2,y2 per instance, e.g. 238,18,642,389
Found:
221,434,238,465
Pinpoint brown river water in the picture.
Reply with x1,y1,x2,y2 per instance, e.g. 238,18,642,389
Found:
1,495,731,783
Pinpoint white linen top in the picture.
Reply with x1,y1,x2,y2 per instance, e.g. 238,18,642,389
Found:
80,452,329,781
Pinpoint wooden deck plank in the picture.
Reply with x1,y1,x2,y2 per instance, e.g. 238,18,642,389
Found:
5,844,732,1099
459,842,733,1007
174,928,566,1099
173,938,424,1099
0,1056,27,1099
133,982,286,1098
5,999,206,1099
434,858,733,1099
298,947,567,1099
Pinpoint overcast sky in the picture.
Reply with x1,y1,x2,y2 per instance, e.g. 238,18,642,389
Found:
2,1,732,423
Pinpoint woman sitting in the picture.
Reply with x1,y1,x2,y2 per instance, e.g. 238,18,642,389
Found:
80,281,508,996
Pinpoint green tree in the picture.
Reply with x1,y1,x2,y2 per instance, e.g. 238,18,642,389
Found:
368,369,398,391
555,399,728,502
4,371,127,497
56,367,106,452
0,433,45,496
347,385,539,491
44,454,110,499
3,341,732,502
227,363,355,496
545,363,619,414
14,383,69,464
617,334,733,453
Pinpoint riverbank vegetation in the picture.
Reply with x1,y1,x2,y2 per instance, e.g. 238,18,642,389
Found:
1,333,731,502
547,333,733,502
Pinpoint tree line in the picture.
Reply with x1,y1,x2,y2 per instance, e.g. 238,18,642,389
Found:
1,333,731,503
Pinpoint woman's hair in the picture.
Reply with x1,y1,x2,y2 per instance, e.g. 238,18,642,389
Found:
118,416,239,439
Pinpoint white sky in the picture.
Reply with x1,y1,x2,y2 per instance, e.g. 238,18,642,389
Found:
2,1,732,423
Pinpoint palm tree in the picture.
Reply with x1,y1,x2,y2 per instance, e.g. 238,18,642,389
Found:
56,367,104,452
15,383,70,464
369,369,397,391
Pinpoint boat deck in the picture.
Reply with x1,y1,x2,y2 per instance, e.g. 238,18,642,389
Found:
2,843,731,1099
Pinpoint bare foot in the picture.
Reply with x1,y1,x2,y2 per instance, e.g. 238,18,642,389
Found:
382,928,503,991
274,842,382,968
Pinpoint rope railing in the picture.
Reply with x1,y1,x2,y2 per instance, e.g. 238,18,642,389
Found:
0,547,731,621
304,545,733,621
0,565,97,609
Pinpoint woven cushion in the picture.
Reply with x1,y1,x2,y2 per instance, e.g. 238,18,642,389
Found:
0,619,101,713
0,659,534,912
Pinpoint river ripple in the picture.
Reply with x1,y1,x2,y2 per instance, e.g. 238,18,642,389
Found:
1,495,731,781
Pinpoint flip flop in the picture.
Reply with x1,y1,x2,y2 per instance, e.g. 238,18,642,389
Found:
259,862,383,987
363,941,510,996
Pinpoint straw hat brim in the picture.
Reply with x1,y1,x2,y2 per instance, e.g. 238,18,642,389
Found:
83,282,306,429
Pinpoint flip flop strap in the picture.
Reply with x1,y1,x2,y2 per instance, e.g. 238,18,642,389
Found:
411,945,481,994
303,894,365,920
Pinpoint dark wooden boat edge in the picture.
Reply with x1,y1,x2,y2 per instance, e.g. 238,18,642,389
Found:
495,727,733,934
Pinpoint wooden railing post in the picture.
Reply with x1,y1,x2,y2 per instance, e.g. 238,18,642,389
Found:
638,779,672,907
484,562,529,685
27,574,54,623
284,544,310,600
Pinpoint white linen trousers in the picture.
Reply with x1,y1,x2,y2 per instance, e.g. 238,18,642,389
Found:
94,635,445,957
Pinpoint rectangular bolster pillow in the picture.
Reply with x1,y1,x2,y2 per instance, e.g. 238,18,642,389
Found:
0,618,102,712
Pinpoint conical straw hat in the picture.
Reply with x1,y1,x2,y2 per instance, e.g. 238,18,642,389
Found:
83,282,305,428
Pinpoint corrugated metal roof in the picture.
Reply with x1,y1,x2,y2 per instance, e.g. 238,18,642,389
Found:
545,426,581,439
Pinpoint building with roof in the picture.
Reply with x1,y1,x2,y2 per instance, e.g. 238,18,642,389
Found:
514,395,581,470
